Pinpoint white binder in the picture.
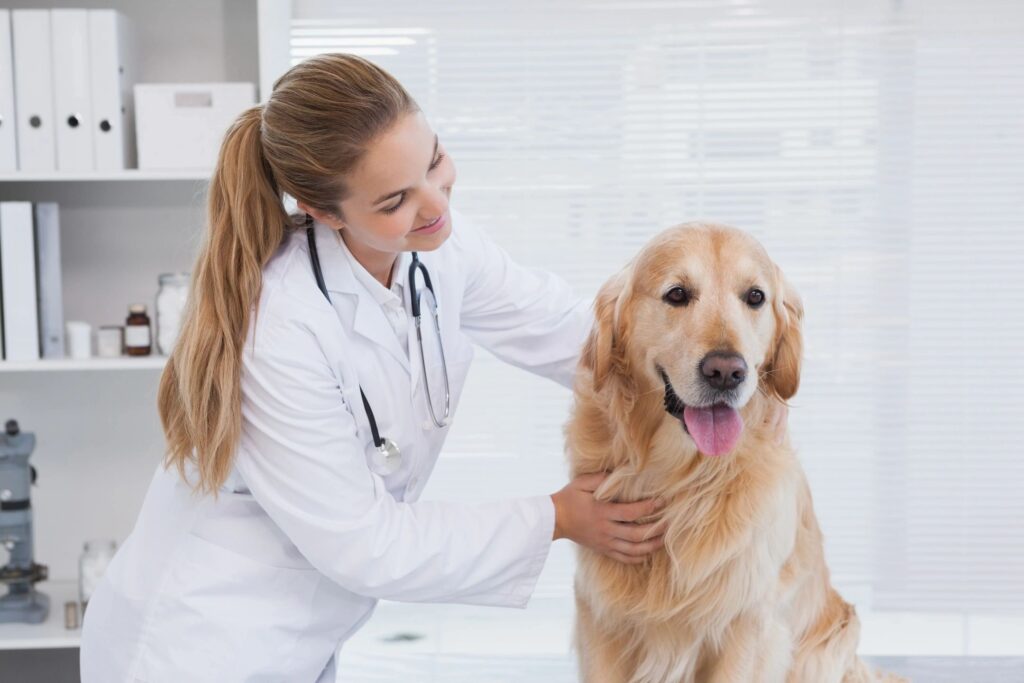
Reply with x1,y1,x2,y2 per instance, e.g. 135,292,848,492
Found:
34,202,63,358
0,201,40,361
88,10,134,171
0,11,17,172
12,10,56,172
51,9,94,171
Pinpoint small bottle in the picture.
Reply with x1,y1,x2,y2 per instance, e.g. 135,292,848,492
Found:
64,601,80,630
124,303,152,356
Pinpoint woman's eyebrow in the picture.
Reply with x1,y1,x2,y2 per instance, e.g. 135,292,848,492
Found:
373,134,439,205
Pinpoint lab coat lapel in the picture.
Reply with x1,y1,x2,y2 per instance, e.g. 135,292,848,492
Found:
311,222,411,374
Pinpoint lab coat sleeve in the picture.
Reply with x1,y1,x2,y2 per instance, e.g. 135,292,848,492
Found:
451,209,593,389
234,300,554,607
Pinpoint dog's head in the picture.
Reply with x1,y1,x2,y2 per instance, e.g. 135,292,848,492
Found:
580,223,803,459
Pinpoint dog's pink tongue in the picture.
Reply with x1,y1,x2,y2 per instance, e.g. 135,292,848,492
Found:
682,404,744,456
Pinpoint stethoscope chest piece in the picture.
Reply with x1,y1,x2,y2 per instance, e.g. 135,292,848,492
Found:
368,437,402,475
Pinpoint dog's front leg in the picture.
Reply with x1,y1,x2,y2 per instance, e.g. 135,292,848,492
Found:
704,613,792,683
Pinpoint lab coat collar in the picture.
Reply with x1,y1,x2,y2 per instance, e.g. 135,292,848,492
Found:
337,231,408,309
310,220,411,373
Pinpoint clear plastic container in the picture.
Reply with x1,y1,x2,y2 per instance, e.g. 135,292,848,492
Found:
156,272,190,355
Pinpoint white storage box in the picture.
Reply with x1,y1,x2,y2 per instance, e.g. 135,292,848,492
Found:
134,82,255,170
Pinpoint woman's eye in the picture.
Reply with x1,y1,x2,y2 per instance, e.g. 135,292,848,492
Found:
381,153,444,215
663,286,690,306
746,288,765,307
382,196,404,215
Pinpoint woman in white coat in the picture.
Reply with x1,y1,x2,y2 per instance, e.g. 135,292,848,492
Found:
80,54,784,682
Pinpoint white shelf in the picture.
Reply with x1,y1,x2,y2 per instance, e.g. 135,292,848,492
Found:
0,169,211,182
0,580,81,650
0,356,168,372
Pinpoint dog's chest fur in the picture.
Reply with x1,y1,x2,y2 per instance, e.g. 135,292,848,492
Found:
577,446,802,647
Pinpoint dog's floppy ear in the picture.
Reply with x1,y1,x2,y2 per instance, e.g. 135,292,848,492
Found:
763,265,804,401
580,271,630,393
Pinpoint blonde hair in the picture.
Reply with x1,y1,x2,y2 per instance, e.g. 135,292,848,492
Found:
158,54,418,496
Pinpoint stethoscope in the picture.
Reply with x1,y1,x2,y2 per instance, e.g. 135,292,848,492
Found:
305,219,452,475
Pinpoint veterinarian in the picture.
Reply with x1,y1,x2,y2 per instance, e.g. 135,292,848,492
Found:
80,54,786,682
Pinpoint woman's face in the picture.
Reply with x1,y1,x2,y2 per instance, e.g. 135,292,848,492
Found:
303,110,456,263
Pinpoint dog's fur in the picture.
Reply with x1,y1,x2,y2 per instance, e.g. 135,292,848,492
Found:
566,224,905,683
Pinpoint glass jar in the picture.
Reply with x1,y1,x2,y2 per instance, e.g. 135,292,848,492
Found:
78,539,117,612
156,272,190,356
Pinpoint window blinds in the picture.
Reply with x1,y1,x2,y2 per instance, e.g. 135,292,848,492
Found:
288,0,1024,614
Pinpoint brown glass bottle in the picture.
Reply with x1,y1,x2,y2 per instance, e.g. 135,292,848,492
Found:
124,303,152,356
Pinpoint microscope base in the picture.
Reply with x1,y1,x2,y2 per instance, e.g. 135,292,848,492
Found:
0,586,50,624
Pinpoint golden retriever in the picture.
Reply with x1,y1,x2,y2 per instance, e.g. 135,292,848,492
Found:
566,223,905,683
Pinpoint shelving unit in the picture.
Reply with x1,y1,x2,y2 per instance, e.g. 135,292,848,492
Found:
0,357,168,373
0,170,210,182
0,1,262,675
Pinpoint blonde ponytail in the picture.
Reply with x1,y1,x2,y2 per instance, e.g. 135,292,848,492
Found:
158,54,417,496
158,106,288,495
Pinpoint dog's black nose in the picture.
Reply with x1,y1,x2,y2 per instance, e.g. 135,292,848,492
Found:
700,352,747,391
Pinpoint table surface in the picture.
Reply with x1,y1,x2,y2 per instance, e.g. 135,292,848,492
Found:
334,598,1024,682
2,583,1022,682
335,653,1024,682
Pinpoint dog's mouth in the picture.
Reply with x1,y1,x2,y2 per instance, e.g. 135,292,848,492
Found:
660,368,744,457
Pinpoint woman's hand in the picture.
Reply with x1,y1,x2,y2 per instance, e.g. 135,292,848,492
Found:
550,472,667,565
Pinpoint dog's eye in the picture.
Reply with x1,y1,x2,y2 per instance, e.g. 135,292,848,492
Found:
746,288,766,308
663,286,690,307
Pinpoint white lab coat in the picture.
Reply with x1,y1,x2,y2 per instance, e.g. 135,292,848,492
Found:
79,207,592,682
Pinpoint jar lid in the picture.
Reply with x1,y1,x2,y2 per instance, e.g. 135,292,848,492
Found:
83,539,118,552
129,303,147,314
158,272,190,284
99,325,123,331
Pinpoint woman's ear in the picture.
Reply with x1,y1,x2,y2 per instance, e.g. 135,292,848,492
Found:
297,202,344,230
580,271,630,393
763,265,804,401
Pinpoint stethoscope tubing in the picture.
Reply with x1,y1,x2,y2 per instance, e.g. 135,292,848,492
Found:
305,223,451,460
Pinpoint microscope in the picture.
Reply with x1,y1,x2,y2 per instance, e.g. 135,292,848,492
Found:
0,419,49,623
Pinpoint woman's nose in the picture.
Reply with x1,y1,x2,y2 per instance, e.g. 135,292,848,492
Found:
423,186,449,219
